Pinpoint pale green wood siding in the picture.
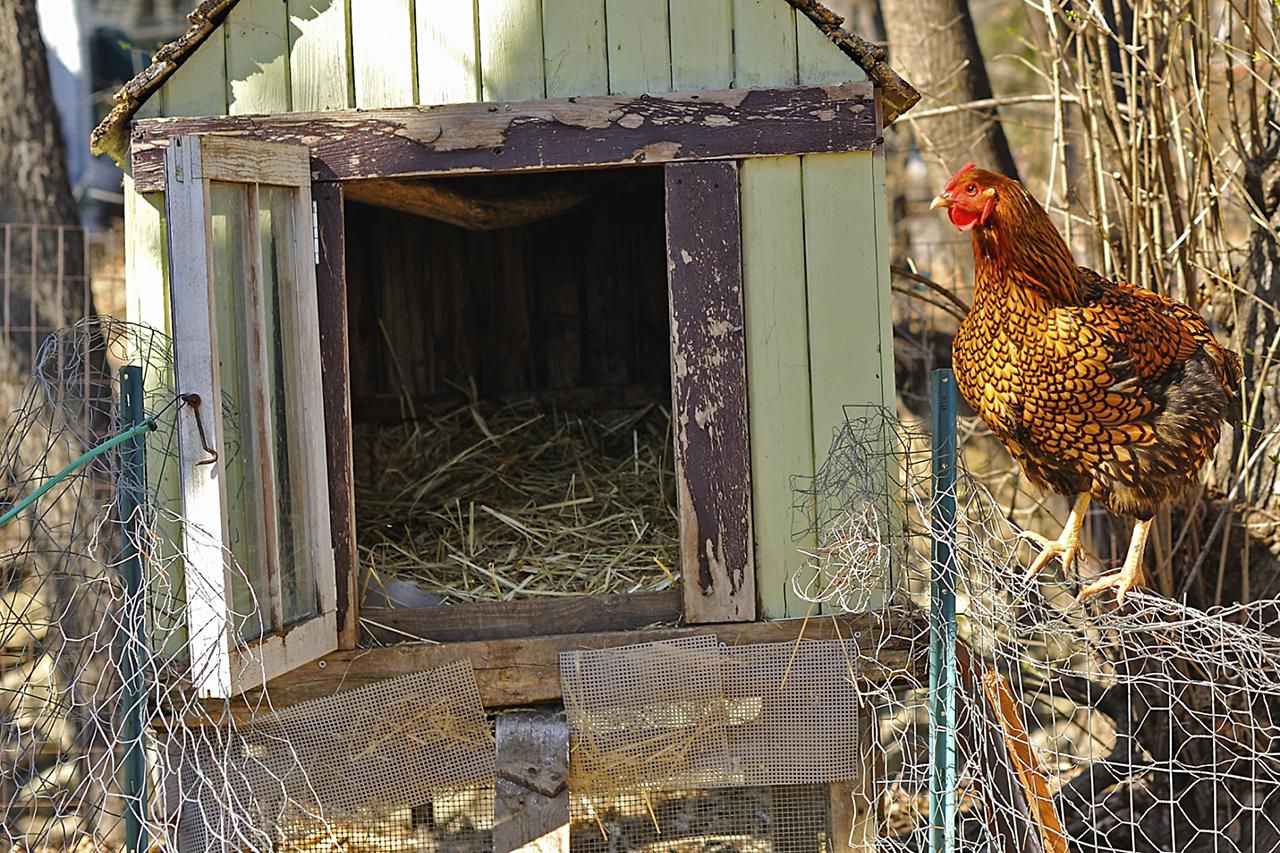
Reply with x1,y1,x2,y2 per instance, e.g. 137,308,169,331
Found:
226,0,290,113
352,0,416,107
417,0,481,103
668,0,732,90
479,0,545,101
130,0,899,623
741,157,817,618
604,0,671,94
289,0,352,110
542,0,607,97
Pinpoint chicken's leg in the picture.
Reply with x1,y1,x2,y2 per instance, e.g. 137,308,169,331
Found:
1077,517,1150,605
1020,493,1090,580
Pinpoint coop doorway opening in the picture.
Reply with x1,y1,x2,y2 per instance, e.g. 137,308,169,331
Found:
343,167,679,611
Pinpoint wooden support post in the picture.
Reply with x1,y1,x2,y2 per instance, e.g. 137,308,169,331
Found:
494,710,570,853
664,161,755,623
827,705,882,852
313,182,359,649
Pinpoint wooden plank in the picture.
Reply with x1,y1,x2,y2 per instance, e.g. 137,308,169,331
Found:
604,0,670,94
417,0,481,104
351,0,415,108
668,0,732,90
225,0,291,114
801,152,891,609
195,608,925,723
314,184,359,649
740,157,815,619
541,0,607,98
827,706,881,851
289,0,352,111
479,0,545,101
196,136,312,186
494,711,570,853
796,11,864,85
131,83,879,192
733,0,798,88
361,590,681,644
163,137,233,698
665,162,754,623
158,24,228,117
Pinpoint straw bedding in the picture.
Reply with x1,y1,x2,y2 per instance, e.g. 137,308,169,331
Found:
353,399,680,604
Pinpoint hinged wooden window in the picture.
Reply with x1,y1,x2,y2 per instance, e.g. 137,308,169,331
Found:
164,135,336,698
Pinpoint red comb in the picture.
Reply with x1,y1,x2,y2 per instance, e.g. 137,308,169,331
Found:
943,162,978,193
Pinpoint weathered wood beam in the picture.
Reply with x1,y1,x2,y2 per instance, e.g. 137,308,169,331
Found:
359,590,682,645
494,711,570,853
665,161,754,623
129,83,878,193
183,608,924,726
344,176,592,230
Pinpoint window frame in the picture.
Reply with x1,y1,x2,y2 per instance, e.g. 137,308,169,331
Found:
164,134,336,699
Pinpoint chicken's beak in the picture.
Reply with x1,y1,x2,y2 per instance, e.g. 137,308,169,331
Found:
929,194,951,210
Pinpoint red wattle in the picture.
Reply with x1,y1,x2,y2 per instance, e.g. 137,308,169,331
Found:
948,206,981,233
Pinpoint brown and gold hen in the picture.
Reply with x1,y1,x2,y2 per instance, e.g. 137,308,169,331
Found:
931,164,1241,603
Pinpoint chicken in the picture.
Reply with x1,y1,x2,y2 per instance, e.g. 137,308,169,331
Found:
930,164,1241,604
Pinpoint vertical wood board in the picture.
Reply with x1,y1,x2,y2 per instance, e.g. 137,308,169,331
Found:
226,0,291,114
314,184,359,649
541,0,607,97
289,0,352,111
732,0,797,88
665,162,754,624
351,0,416,107
739,157,815,619
478,0,545,101
668,0,732,91
158,26,228,117
797,14,865,85
494,711,570,853
417,0,481,104
604,0,670,94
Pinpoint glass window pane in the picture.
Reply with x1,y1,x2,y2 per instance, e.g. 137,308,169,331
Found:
209,181,270,641
259,185,318,625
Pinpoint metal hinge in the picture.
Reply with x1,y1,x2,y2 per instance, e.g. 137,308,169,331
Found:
312,200,320,266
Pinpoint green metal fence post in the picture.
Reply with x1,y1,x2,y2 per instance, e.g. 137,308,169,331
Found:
929,368,958,853
118,365,148,853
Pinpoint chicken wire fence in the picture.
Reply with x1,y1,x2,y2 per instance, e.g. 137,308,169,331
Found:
2,318,1278,853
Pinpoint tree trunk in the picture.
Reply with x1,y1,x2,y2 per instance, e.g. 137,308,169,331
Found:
880,0,1020,185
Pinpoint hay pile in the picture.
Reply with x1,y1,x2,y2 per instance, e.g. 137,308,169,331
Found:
353,400,680,604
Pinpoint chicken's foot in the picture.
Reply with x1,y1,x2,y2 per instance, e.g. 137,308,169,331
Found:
1020,493,1090,580
1076,518,1150,606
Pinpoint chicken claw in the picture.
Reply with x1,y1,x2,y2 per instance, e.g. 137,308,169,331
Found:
1076,518,1151,606
1019,494,1090,581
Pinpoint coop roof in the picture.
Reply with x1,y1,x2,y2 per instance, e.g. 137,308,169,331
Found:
90,0,919,165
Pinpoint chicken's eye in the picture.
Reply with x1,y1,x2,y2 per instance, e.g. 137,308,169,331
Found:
966,183,977,195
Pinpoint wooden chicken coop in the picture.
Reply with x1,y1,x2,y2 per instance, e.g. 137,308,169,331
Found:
92,0,922,849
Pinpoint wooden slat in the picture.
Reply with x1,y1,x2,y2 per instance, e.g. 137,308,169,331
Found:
665,162,754,624
740,157,815,619
158,24,228,117
827,704,882,851
131,83,879,192
289,0,352,111
604,0,671,95
417,0,481,104
733,0,798,88
360,590,681,644
541,0,607,98
314,183,359,649
494,711,570,853
195,608,925,723
479,0,545,101
196,136,312,186
163,136,233,698
796,10,865,85
352,0,415,108
669,0,733,91
225,0,290,114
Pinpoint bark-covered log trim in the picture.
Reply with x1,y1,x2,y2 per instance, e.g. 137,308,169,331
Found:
128,83,877,193
665,161,755,624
